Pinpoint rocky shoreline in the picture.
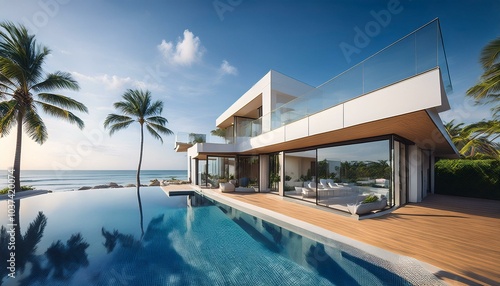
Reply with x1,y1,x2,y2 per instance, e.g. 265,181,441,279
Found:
77,179,190,190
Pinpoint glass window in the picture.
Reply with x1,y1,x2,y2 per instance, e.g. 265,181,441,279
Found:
269,153,280,194
206,156,236,188
283,139,393,214
316,140,391,212
198,159,207,187
238,156,259,189
284,150,316,201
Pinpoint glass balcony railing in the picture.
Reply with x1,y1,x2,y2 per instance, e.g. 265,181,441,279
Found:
175,132,206,145
175,132,228,146
243,18,452,137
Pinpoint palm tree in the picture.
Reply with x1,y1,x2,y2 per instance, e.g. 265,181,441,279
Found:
0,22,87,192
104,89,173,237
445,120,500,159
467,37,500,118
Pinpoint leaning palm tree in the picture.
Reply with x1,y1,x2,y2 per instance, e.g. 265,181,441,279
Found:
0,22,87,191
467,37,500,118
104,89,173,237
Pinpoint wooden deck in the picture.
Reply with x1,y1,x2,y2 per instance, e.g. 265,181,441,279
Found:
163,185,500,285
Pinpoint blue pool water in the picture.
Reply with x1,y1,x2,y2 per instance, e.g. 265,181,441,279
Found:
0,187,436,285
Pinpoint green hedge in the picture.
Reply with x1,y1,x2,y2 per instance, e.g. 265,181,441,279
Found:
435,159,500,200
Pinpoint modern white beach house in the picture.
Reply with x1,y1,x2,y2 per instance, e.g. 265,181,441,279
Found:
175,19,458,215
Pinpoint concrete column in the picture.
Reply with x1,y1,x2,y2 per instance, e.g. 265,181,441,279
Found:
259,154,269,192
408,145,422,203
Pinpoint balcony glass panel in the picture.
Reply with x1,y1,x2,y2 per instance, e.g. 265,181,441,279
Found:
236,117,254,139
318,64,363,108
416,20,437,74
437,24,452,91
175,132,206,144
225,125,234,144
247,19,451,137
363,34,415,93
251,118,262,137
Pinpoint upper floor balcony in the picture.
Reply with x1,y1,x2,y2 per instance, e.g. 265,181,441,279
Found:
176,19,454,155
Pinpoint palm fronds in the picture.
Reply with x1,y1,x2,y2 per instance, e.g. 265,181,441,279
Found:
32,71,80,92
104,89,173,142
467,37,500,116
0,100,17,137
36,101,85,129
37,92,88,113
445,120,500,160
103,113,134,135
24,106,48,144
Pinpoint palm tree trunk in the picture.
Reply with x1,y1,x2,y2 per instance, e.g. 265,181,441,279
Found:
13,111,23,192
137,124,144,238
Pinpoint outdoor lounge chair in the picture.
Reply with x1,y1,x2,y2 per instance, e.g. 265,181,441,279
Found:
347,195,387,215
302,182,317,198
319,179,328,188
327,182,340,188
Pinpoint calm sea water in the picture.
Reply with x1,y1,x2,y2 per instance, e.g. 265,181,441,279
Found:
1,170,187,192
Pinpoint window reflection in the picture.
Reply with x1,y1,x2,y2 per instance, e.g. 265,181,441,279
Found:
285,140,392,214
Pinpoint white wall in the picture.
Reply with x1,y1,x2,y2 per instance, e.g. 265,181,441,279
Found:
343,69,446,127
216,71,271,127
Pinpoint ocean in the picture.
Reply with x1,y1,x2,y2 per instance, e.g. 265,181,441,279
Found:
2,170,188,192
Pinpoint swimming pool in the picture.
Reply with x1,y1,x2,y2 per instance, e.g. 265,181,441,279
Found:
0,187,441,285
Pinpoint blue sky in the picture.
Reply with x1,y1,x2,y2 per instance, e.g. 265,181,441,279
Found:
1,0,499,170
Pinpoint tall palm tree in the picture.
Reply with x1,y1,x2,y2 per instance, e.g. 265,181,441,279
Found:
0,22,87,192
467,37,500,118
104,89,173,237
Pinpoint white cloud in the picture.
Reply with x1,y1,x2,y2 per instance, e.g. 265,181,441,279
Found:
71,72,130,90
99,74,133,90
219,60,238,75
158,29,204,66
71,72,162,92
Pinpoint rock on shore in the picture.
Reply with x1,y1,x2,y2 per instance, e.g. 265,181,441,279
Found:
77,178,189,191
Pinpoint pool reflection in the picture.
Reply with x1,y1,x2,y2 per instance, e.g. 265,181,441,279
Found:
0,188,434,285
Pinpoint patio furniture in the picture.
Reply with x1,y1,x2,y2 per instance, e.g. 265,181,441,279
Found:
347,196,387,215
220,182,235,193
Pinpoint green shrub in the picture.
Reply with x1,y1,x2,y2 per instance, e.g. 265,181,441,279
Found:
0,185,35,194
362,194,379,204
435,159,500,200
